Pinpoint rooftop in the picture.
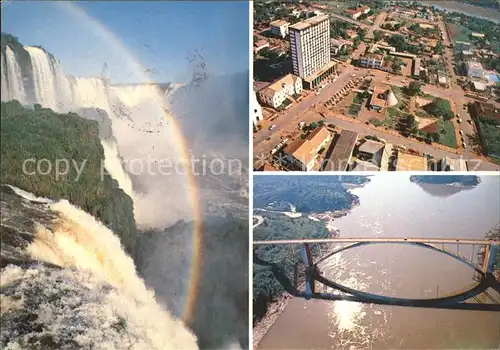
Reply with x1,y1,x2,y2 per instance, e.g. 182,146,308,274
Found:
259,74,300,96
289,14,329,31
322,130,359,171
396,152,428,171
363,53,384,61
441,157,467,171
466,61,484,70
351,160,380,171
359,140,385,155
285,126,331,166
370,87,387,108
270,19,290,27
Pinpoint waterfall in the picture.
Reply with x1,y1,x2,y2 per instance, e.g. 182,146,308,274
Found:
24,46,58,110
1,185,198,350
1,53,8,101
1,42,195,228
4,47,26,103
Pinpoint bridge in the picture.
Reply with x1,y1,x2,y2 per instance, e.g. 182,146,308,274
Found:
253,237,500,312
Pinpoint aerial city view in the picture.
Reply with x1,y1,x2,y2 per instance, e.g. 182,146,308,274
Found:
252,0,500,172
1,1,249,349
253,174,500,349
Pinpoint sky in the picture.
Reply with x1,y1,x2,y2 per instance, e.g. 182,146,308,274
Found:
1,1,249,84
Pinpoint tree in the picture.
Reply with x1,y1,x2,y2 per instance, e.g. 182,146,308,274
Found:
435,41,445,54
373,31,383,42
392,60,402,73
430,132,440,142
425,98,453,119
406,114,419,134
408,81,422,96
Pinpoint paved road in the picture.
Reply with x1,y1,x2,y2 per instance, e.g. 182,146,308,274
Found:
329,12,394,36
254,64,356,147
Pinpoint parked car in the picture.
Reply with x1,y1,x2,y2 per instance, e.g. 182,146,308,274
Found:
459,130,464,135
468,119,473,125
269,124,276,130
462,141,467,148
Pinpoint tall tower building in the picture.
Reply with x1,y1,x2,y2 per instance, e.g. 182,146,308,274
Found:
289,14,335,89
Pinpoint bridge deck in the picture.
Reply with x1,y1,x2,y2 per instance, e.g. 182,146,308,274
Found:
253,238,498,245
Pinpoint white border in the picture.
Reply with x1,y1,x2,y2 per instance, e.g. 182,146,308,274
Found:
248,1,254,349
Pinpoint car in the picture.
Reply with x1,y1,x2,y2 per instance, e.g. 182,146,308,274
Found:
269,124,276,130
459,130,464,135
462,142,467,148
468,119,473,125
457,118,462,123
265,136,271,141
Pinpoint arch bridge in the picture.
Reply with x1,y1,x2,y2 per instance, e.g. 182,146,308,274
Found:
253,238,500,312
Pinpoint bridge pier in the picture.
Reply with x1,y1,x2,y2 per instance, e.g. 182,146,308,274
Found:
484,244,498,274
301,244,316,297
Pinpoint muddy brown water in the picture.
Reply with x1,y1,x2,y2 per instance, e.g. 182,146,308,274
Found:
258,175,500,349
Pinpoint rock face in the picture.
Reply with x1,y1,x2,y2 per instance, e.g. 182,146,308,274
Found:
0,185,198,350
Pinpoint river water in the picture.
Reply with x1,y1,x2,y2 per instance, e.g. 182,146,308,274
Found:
258,175,500,349
420,1,500,24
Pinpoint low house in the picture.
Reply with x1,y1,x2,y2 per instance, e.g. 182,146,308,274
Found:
322,130,359,171
351,160,380,171
284,126,332,171
270,20,290,38
369,87,398,111
471,81,487,92
471,32,485,39
439,157,468,171
396,152,428,171
359,53,385,69
257,74,303,109
252,91,263,129
466,61,485,79
357,140,385,167
254,40,269,54
470,101,500,124
345,6,370,20
412,58,421,77
331,38,353,56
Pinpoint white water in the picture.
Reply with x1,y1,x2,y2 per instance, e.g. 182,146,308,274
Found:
3,47,26,103
1,186,198,349
1,44,195,226
24,46,58,110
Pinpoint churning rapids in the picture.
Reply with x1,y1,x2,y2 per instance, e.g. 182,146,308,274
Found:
0,185,198,349
1,38,248,349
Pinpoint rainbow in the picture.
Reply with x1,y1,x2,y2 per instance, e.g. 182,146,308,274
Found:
57,2,203,325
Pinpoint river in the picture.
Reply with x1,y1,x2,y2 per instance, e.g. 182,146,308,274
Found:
258,175,500,349
420,1,500,24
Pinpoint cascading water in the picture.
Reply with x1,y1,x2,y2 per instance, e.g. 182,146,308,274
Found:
3,47,26,103
24,46,58,110
1,53,8,101
0,185,198,350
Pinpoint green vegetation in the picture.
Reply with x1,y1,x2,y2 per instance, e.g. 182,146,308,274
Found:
439,120,458,148
424,98,454,120
476,119,500,162
406,81,423,96
347,104,361,117
0,101,137,255
370,118,383,127
253,213,331,322
253,176,369,323
446,23,473,43
387,34,422,55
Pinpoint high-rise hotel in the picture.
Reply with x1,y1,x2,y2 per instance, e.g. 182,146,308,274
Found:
289,14,336,89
